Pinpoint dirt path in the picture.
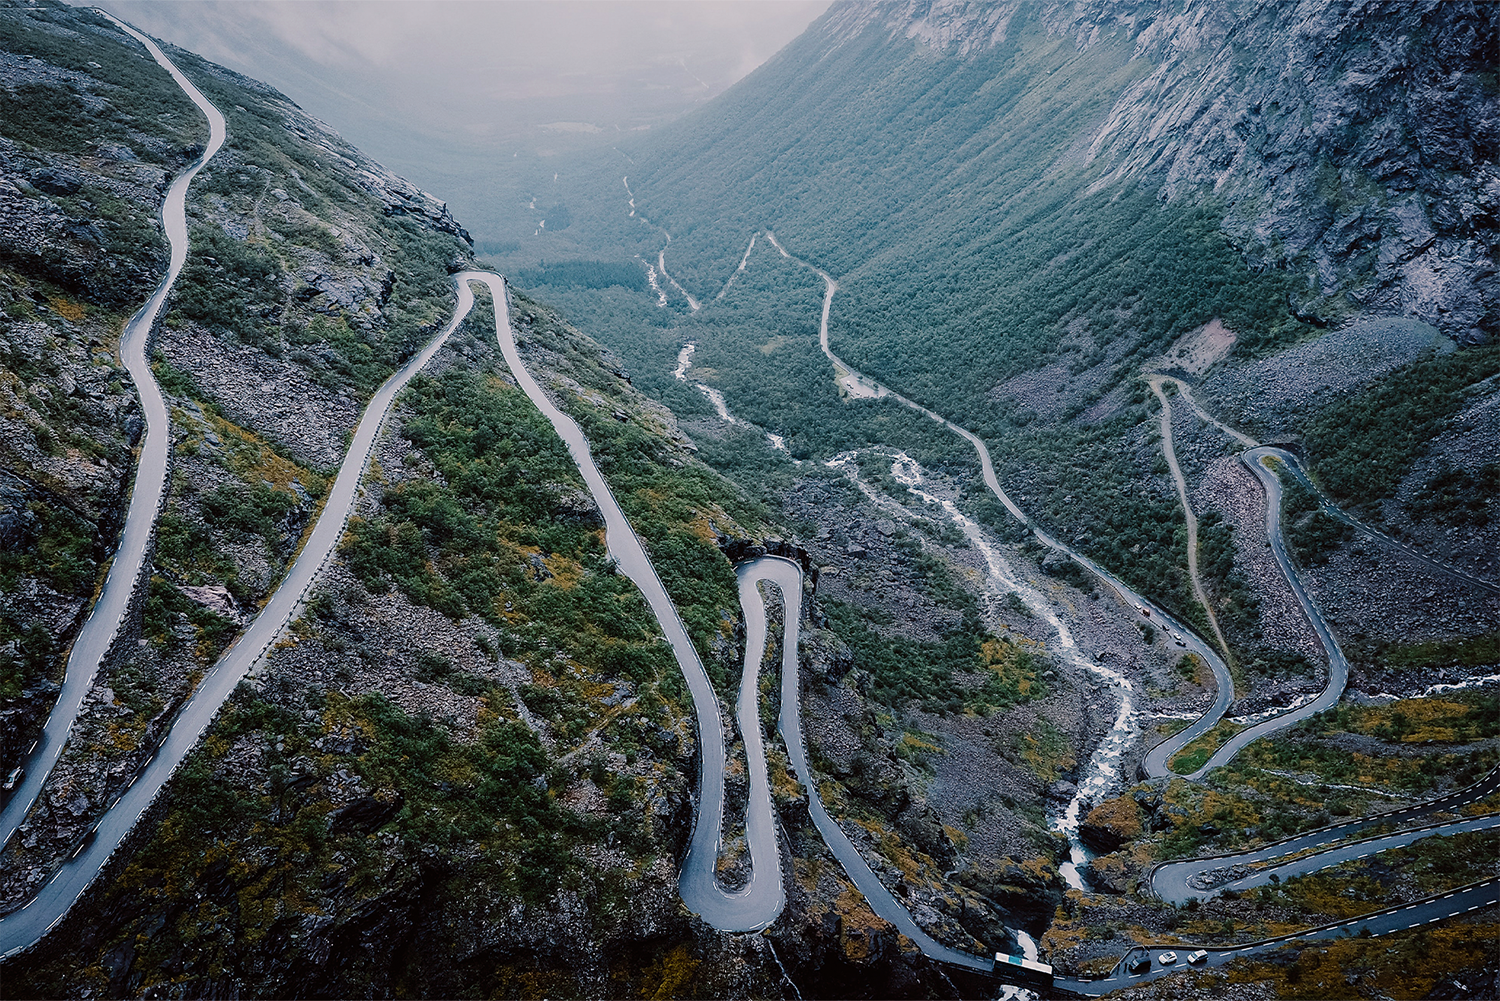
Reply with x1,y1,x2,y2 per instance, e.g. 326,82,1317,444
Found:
1148,376,1234,673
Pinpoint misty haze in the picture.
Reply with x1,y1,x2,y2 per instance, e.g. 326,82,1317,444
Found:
1,2,1497,998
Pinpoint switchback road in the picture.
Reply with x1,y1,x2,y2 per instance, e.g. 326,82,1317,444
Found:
0,11,226,863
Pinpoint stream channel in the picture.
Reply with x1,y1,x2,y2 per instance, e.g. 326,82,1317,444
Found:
6,41,1497,981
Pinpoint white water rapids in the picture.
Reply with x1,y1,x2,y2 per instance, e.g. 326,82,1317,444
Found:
672,341,796,459
824,451,1136,891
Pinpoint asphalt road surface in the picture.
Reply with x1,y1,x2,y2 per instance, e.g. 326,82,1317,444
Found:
0,12,226,857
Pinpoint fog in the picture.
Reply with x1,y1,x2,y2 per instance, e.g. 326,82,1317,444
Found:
87,1,829,241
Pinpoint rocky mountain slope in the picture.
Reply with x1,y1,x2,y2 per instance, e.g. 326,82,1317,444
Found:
620,0,1496,344
1,4,1123,997
1069,0,1495,340
4,0,1499,997
1,0,476,806
483,0,1500,994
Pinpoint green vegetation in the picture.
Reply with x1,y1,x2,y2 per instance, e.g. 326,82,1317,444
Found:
152,354,199,397
1288,830,1500,903
1404,461,1500,528
1198,509,1260,643
0,11,200,159
497,7,1328,624
1168,719,1245,775
141,40,469,391
1304,344,1500,511
824,599,1044,714
1234,722,1497,795
0,476,103,698
168,224,282,344
507,288,766,683
339,361,675,684
1237,648,1319,684
1011,718,1075,783
0,483,97,599
814,517,1046,714
1304,693,1500,744
1374,630,1500,671
0,621,56,702
1280,473,1352,565
336,288,766,698
1222,921,1499,999
200,481,296,542
48,182,172,299
152,402,325,602
140,573,237,660
513,260,646,292
51,683,650,991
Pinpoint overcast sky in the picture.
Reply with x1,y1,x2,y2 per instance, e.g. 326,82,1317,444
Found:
90,2,831,145
86,1,831,242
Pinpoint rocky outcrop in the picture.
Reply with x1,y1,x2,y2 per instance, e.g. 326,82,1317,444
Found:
822,0,1499,340
1074,1,1498,340
353,163,472,249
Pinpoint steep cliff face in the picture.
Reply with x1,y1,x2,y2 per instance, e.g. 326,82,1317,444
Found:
823,0,1498,339
1076,0,1497,339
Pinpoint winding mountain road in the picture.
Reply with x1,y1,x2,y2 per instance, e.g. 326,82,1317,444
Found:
1181,447,1352,775
1154,811,1500,905
1057,877,1500,996
761,233,1238,784
1161,376,1500,596
752,234,1499,988
0,261,472,960
460,272,779,931
742,556,994,972
0,13,225,859
5,53,1494,985
1148,375,1233,668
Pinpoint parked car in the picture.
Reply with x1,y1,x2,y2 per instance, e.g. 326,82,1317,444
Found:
1158,951,1178,965
1127,954,1151,974
1188,950,1208,965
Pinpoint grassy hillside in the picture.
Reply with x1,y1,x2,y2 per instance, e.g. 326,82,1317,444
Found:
493,6,1317,626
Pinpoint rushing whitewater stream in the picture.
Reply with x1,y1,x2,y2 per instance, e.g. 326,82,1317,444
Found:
672,339,796,458
826,451,1136,890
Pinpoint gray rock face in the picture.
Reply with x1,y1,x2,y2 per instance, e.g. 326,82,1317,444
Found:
1073,0,1497,338
827,0,1498,338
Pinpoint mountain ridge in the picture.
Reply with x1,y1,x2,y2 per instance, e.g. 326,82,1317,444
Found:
3,1,1499,996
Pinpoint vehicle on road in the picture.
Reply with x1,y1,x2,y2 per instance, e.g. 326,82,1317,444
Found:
1,767,23,803
1127,954,1151,974
1188,950,1208,965
1159,951,1177,965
